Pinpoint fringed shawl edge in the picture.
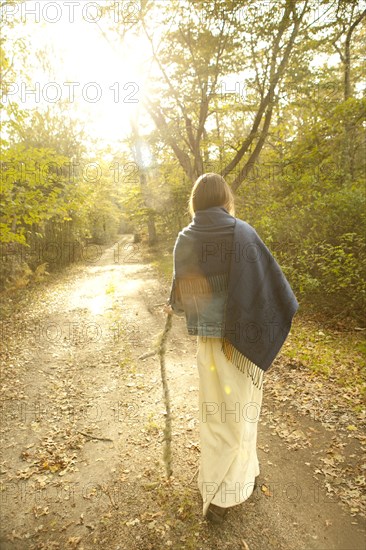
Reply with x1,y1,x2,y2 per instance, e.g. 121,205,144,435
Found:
175,272,229,295
221,337,264,390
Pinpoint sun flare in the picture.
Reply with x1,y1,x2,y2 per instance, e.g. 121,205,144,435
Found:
8,1,152,146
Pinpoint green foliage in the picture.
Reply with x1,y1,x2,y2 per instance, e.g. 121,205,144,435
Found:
1,144,78,243
1,0,365,322
0,115,125,287
232,88,366,320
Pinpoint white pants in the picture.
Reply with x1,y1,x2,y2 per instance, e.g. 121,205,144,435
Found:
196,336,263,515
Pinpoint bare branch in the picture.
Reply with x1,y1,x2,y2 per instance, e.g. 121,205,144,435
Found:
144,98,194,180
222,1,307,183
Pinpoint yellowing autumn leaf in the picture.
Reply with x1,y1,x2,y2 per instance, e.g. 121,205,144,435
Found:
261,484,273,497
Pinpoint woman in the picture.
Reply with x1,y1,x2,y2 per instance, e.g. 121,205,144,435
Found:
165,173,298,524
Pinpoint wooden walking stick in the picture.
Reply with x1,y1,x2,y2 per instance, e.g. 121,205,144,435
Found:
157,311,173,478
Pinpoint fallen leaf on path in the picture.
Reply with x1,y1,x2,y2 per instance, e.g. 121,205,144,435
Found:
125,518,140,527
67,536,82,548
261,484,273,497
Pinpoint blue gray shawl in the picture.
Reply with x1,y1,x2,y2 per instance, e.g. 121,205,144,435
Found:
171,206,299,387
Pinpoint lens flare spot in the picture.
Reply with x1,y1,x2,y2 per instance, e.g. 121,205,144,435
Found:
210,364,216,371
224,385,231,395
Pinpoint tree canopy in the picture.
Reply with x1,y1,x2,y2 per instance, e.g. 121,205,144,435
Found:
0,0,365,318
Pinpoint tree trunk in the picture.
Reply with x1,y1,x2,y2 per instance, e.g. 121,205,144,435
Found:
147,213,157,245
131,121,157,244
343,8,366,101
138,165,157,245
341,8,365,180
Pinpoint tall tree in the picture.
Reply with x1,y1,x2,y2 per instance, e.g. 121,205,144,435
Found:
328,1,366,101
108,0,312,190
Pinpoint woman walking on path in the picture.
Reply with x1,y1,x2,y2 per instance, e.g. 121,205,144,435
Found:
165,173,298,524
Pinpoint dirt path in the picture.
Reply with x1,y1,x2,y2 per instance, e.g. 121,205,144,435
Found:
0,235,365,550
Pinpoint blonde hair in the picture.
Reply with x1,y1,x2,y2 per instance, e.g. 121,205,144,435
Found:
188,173,235,217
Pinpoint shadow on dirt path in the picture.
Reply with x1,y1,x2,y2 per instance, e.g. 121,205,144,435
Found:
0,235,365,549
